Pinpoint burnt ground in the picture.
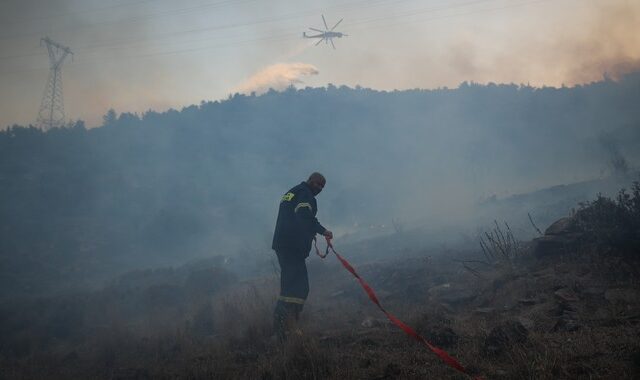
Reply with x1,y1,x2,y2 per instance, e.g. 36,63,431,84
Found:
1,233,639,379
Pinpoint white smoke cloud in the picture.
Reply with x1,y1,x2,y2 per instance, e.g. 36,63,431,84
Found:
232,63,319,95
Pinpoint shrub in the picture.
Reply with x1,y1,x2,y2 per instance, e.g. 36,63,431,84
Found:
574,180,640,253
479,220,522,268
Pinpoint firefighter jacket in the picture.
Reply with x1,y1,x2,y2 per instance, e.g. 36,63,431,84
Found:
272,182,327,256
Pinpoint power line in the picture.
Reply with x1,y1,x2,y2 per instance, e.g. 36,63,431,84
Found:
0,0,389,60
0,0,255,41
0,31,301,78
1,0,158,25
0,0,563,78
0,0,493,61
85,0,552,58
348,0,499,27
348,0,555,30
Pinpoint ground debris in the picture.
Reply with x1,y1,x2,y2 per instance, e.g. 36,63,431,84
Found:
484,320,528,354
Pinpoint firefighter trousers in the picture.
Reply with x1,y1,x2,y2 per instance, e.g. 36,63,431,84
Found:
273,249,309,338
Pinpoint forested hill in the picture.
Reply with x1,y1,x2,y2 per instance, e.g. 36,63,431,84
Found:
2,73,640,298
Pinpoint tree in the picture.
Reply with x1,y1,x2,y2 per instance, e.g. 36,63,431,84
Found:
102,109,118,127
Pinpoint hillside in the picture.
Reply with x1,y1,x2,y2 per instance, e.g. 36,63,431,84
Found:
1,185,639,379
1,74,640,299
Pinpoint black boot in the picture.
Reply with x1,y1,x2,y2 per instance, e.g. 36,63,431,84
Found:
273,300,288,342
289,303,304,337
291,302,302,321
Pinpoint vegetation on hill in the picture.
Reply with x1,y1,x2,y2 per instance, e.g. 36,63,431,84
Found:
1,74,640,298
575,180,640,253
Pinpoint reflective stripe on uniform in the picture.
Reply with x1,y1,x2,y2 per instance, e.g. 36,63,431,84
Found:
278,295,305,304
294,202,312,213
281,192,295,202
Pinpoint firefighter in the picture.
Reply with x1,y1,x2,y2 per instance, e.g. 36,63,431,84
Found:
271,172,333,341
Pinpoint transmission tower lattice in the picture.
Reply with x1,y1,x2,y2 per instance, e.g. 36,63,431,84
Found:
36,37,73,130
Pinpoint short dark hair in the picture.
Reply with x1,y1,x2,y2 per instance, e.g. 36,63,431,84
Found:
307,172,325,183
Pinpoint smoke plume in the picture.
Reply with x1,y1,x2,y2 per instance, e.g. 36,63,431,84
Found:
556,1,640,84
232,63,319,95
432,0,640,87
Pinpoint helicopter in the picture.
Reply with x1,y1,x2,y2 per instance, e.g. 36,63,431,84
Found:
303,15,348,49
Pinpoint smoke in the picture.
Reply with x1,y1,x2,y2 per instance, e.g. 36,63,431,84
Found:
599,134,629,176
232,62,319,95
430,0,640,87
555,1,640,84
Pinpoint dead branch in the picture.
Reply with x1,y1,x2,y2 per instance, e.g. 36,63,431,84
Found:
462,263,486,279
528,212,543,236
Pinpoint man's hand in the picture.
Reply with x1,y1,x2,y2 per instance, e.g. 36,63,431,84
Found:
323,230,333,240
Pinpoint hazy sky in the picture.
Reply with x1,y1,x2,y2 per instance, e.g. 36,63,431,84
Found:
0,0,639,127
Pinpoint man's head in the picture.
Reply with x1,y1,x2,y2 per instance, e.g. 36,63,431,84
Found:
306,172,326,196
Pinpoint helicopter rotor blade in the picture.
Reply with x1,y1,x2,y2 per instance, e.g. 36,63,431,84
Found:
331,18,343,31
330,38,336,49
322,14,329,30
309,27,325,33
315,38,323,46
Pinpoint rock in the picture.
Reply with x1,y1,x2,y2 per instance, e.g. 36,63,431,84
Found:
554,263,571,274
484,320,528,354
358,357,373,368
518,317,535,330
428,283,477,305
533,235,581,257
533,217,584,257
492,273,519,290
551,300,582,332
553,316,581,332
632,350,640,371
553,300,578,318
554,288,579,302
605,288,640,304
426,326,459,348
577,265,591,276
437,303,455,314
376,290,393,300
518,298,537,306
583,287,606,296
495,369,508,376
544,217,579,235
113,368,151,380
61,351,79,364
532,267,554,277
564,362,596,377
361,318,374,328
474,307,496,315
593,307,611,320
356,337,378,347
361,317,384,328
382,363,401,378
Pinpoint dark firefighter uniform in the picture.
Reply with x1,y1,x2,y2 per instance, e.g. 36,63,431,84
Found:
272,181,327,337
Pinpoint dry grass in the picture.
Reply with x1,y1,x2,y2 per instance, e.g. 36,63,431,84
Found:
1,246,639,379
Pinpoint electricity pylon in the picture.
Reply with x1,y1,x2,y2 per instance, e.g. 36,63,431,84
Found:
36,37,73,130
